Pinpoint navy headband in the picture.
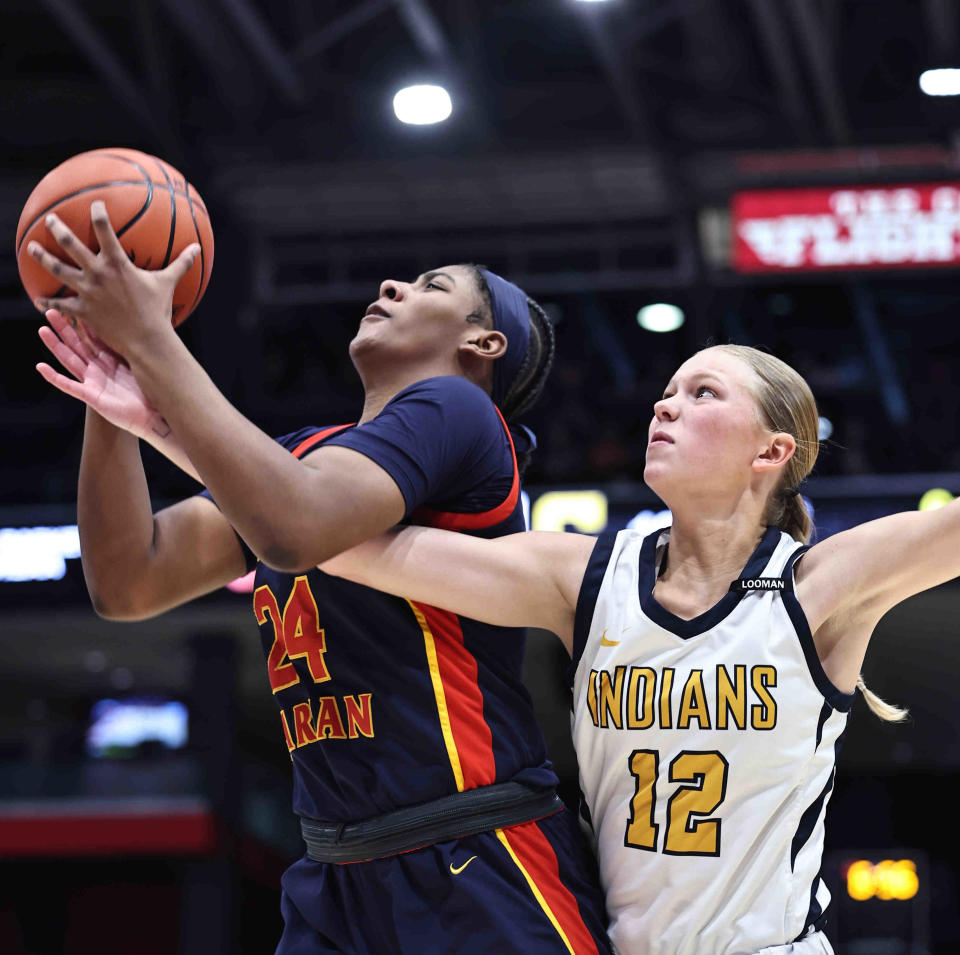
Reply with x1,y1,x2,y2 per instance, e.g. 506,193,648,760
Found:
480,268,531,408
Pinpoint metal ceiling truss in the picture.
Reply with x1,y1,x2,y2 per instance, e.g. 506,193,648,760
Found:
784,0,852,144
38,0,180,157
744,0,816,142
151,0,263,119
292,0,396,63
923,0,959,62
214,0,306,107
573,6,651,143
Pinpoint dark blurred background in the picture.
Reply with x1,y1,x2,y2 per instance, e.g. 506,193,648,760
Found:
2,0,960,952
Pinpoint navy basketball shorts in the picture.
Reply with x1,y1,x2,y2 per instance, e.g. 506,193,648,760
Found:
276,808,612,954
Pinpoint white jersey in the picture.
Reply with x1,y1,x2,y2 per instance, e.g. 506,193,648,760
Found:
570,526,853,955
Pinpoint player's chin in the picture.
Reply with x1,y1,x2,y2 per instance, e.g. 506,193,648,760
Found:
642,460,672,493
349,325,381,354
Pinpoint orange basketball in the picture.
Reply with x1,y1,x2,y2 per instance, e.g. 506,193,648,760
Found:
15,147,214,327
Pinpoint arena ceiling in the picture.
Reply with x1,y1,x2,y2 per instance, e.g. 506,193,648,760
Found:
3,0,959,233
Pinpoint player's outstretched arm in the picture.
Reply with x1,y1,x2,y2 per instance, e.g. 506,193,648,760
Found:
77,406,250,620
321,528,597,653
36,309,201,483
30,206,409,571
796,498,960,690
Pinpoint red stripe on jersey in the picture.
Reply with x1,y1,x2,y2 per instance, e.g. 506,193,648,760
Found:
411,407,520,531
291,424,355,459
415,602,496,789
499,820,600,955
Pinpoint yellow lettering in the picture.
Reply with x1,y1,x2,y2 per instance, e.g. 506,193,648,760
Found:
587,670,600,727
659,668,675,729
716,664,747,730
751,666,778,729
626,667,656,729
677,670,711,730
598,667,626,729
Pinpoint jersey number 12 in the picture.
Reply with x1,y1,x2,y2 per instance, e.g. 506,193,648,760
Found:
625,749,728,856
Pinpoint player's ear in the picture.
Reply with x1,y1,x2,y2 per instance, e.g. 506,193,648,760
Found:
753,432,796,475
459,329,507,363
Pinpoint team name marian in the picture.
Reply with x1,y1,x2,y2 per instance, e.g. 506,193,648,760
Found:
586,664,778,731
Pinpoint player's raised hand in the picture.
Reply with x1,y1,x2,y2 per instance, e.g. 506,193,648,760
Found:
36,309,173,441
26,200,199,354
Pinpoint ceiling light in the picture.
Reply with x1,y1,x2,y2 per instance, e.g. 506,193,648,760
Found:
393,85,453,124
919,68,960,96
636,303,685,333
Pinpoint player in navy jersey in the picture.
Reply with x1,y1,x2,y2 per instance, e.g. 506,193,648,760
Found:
29,207,612,954
312,345,956,955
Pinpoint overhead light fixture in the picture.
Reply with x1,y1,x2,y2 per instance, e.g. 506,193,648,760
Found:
919,68,960,96
393,85,453,124
636,303,685,333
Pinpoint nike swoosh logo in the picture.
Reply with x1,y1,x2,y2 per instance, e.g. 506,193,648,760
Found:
600,629,620,647
450,855,478,875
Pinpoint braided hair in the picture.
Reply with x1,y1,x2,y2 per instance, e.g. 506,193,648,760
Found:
462,264,556,469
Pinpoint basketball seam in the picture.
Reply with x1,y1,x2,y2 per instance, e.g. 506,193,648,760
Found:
105,154,155,244
17,185,207,257
17,152,159,256
181,183,207,316
99,153,207,215
151,159,177,269
16,181,151,257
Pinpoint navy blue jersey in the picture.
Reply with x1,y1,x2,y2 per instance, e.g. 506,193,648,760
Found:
244,376,557,822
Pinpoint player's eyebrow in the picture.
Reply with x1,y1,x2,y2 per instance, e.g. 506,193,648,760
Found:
661,370,725,395
417,270,457,286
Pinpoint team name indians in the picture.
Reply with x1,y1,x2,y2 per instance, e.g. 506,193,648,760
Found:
587,664,778,731
254,576,374,752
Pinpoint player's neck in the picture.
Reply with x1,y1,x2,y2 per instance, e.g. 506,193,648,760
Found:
356,362,462,424
655,509,768,616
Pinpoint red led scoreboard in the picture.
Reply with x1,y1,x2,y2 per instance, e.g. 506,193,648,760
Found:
732,183,960,273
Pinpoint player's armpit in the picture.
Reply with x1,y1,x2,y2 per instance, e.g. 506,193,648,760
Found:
88,495,250,620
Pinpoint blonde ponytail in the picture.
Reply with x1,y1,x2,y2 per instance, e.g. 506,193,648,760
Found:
777,490,813,546
711,345,818,544
856,675,908,722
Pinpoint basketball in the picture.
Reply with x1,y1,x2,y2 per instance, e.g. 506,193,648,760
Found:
15,147,214,327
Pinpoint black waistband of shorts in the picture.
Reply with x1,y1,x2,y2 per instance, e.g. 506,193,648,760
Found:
299,781,563,864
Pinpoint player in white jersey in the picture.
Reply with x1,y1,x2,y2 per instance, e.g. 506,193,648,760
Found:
320,344,956,955
567,524,842,954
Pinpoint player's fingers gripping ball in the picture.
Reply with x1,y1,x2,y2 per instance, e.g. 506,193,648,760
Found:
15,147,214,326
